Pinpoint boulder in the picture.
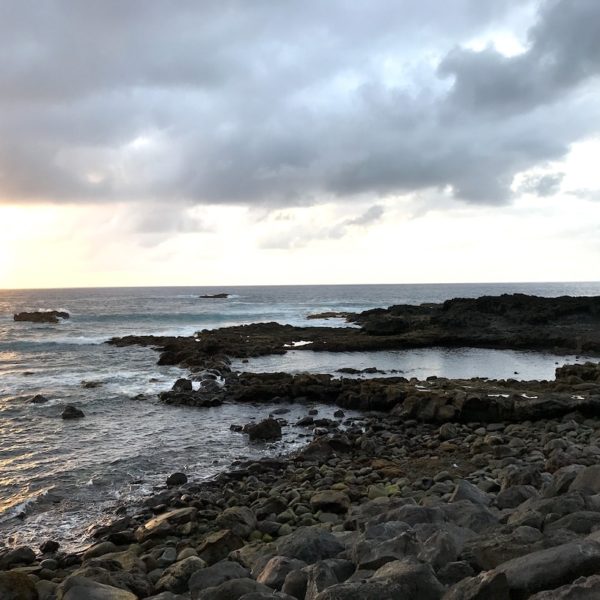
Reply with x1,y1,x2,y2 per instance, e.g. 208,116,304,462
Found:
0,546,36,568
310,491,351,514
197,529,244,565
216,506,257,538
443,571,510,600
0,572,38,600
194,577,272,600
528,574,600,599
494,539,600,597
569,465,600,494
275,527,344,564
243,419,282,441
371,557,444,600
257,556,307,590
136,507,197,541
155,556,207,593
313,580,413,600
189,560,250,597
14,310,69,323
62,405,85,420
31,394,49,404
166,472,188,486
59,576,137,600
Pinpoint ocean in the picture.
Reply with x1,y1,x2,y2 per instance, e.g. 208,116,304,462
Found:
1,282,599,551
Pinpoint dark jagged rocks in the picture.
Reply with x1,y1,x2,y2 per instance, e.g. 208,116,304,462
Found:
13,310,70,324
199,293,230,299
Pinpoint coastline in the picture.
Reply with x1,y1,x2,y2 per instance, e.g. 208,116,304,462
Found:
2,292,600,598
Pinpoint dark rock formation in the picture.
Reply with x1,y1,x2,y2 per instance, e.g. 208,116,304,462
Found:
200,293,230,298
61,405,85,419
14,310,70,324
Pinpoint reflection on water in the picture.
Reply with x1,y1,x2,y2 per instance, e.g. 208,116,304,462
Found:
232,347,598,381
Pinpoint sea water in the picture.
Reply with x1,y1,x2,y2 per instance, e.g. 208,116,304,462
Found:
1,282,599,550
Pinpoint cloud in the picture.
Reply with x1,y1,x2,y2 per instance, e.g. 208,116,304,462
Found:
0,0,598,210
259,204,385,249
518,172,564,196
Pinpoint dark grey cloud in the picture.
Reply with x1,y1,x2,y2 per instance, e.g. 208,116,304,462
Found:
0,0,598,211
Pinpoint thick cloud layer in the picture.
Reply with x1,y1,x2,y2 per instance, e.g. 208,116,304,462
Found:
0,0,598,210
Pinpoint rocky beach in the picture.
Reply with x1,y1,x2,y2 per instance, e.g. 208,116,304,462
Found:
3,292,600,599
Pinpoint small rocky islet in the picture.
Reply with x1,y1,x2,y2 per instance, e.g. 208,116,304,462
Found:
3,294,600,599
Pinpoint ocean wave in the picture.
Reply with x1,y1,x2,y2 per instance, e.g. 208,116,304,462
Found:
0,338,105,351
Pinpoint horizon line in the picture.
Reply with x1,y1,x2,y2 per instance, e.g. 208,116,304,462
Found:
1,280,599,293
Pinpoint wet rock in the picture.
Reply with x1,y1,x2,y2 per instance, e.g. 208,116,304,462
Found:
313,579,411,600
40,540,60,554
59,576,137,600
31,394,49,404
244,419,282,441
172,378,193,392
166,472,188,486
62,405,85,419
14,310,69,323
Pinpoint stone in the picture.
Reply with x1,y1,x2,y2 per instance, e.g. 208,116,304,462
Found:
155,556,207,593
418,530,459,571
0,546,36,568
449,480,491,506
40,540,60,554
0,571,38,600
59,576,138,600
351,521,419,570
495,485,537,509
244,419,282,441
443,570,510,600
494,539,600,597
189,560,250,597
31,394,49,404
197,529,244,565
166,472,188,486
282,569,308,600
62,405,85,419
569,465,600,494
313,580,413,600
275,527,344,564
305,561,339,600
371,557,444,599
528,574,600,599
257,556,307,590
136,507,197,541
83,542,118,560
216,506,257,538
172,378,193,392
310,491,351,514
194,577,272,600
439,423,459,441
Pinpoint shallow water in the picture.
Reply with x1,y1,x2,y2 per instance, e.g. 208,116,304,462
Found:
232,347,598,381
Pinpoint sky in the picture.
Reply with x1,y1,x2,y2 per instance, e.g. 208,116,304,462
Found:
1,0,599,288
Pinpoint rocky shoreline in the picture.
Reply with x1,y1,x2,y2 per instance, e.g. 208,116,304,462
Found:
3,293,600,599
